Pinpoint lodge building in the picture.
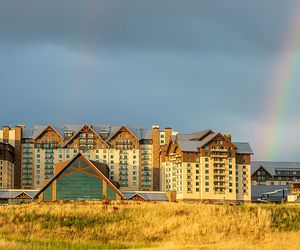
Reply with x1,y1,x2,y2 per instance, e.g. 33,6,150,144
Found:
1,124,254,203
160,130,253,203
0,124,177,192
250,161,300,202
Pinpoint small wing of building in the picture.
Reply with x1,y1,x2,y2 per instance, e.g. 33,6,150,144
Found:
122,191,170,201
0,189,38,204
35,153,125,201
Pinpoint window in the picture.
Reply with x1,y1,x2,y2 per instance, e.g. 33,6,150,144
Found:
205,158,209,162
205,188,209,192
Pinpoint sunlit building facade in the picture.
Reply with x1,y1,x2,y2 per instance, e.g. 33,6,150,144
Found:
160,130,253,203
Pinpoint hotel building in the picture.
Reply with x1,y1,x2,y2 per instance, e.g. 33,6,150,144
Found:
160,130,253,203
251,161,300,202
0,142,15,188
1,124,253,203
0,124,177,191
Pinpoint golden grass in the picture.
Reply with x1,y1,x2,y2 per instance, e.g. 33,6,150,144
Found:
0,201,299,249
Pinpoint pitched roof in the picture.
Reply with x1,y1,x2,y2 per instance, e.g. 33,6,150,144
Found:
177,140,200,152
197,132,220,147
35,153,125,199
122,191,168,201
21,124,154,142
251,161,300,176
234,142,253,154
63,124,109,147
177,129,213,141
0,190,38,199
107,125,141,141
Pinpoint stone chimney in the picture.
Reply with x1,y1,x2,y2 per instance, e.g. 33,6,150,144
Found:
164,127,172,145
152,125,160,191
2,125,10,143
14,125,23,189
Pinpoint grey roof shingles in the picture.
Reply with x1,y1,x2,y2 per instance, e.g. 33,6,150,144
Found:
177,140,201,152
21,124,154,142
234,142,253,154
122,191,168,201
251,161,300,176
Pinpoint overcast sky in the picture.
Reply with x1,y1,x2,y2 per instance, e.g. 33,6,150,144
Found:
0,0,299,161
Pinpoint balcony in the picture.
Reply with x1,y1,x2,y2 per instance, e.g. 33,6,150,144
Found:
213,159,226,163
211,148,228,152
211,154,227,158
214,172,226,176
119,150,129,155
214,183,226,188
214,176,226,181
116,141,132,145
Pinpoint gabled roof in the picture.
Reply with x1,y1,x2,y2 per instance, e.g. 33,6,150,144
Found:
197,132,220,147
0,190,38,199
34,124,65,141
63,124,109,147
122,191,168,201
177,130,212,141
189,129,214,141
234,142,253,154
177,140,200,152
35,153,125,199
107,125,140,141
251,161,300,176
22,124,154,141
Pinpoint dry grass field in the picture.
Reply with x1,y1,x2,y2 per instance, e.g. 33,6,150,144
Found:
0,201,300,249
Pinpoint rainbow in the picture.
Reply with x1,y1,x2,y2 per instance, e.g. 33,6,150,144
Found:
260,1,300,160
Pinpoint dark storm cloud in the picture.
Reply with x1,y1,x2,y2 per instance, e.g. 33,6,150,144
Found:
0,0,299,160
